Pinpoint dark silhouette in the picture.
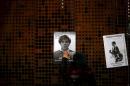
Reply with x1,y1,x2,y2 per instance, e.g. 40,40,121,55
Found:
59,52,96,86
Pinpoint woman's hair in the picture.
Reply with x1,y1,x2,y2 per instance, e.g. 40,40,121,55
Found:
59,35,71,43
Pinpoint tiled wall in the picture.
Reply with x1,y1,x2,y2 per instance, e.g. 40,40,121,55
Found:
0,0,129,86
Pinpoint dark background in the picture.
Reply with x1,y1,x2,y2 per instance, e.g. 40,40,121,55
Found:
0,0,129,86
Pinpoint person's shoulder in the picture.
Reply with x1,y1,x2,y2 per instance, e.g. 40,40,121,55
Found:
68,49,75,52
54,50,62,54
54,50,63,60
68,50,76,56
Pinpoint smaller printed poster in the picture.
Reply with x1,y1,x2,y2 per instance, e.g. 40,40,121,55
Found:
103,33,128,68
53,32,76,62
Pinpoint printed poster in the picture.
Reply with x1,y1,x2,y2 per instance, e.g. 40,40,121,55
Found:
103,33,128,68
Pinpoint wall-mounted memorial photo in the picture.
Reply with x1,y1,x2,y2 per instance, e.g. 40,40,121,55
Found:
103,33,128,68
53,32,76,62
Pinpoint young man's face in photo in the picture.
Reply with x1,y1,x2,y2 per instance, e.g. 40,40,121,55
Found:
60,39,70,50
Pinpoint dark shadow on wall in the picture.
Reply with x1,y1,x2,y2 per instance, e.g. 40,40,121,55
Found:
59,52,97,86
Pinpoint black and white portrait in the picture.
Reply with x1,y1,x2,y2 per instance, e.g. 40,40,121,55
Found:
53,32,76,62
103,33,128,68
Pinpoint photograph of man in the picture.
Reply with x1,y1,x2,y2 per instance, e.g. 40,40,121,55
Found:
109,41,123,63
54,34,75,62
103,33,128,68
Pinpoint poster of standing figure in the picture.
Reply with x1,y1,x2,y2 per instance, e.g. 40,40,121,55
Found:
103,33,128,68
53,32,76,62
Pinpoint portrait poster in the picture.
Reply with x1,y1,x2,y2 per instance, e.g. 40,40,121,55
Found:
53,32,76,62
103,33,128,68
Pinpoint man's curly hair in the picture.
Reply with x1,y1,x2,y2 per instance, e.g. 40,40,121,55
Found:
59,35,71,43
